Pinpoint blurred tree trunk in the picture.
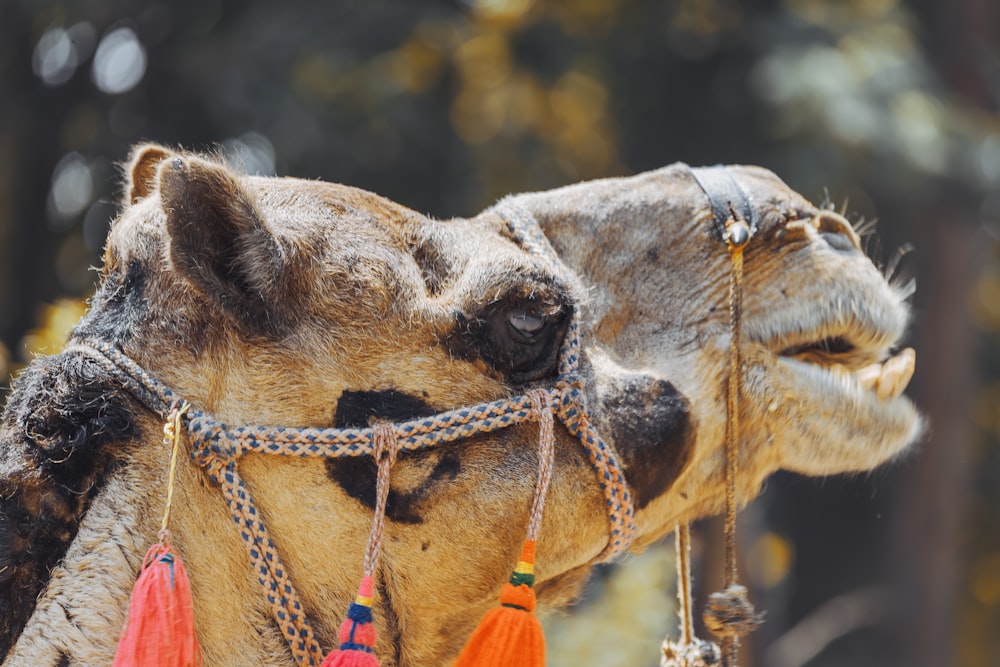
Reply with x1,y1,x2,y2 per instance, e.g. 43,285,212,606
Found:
889,1,997,665
888,214,981,667
0,4,63,357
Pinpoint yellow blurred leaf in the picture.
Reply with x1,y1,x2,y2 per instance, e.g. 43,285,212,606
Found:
21,298,88,358
971,553,1000,607
747,531,795,589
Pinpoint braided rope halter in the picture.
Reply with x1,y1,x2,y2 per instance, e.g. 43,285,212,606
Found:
66,202,636,666
662,166,765,667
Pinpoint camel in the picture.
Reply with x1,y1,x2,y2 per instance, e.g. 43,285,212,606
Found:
0,144,921,666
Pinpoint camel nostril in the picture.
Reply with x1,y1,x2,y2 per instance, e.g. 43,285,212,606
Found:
816,213,860,252
820,231,856,251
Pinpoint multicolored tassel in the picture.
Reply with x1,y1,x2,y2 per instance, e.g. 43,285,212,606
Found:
453,540,545,667
321,576,379,667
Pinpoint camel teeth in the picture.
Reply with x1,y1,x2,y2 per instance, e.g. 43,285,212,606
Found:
877,347,915,401
850,348,915,401
856,363,882,392
852,348,915,401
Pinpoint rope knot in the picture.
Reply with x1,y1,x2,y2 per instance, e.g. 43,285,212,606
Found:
526,388,553,421
703,584,764,639
661,637,721,667
371,423,398,468
186,416,236,487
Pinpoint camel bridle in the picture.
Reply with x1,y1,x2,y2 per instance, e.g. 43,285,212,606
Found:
67,201,636,666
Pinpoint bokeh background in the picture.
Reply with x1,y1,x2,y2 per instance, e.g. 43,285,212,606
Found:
1,1,998,665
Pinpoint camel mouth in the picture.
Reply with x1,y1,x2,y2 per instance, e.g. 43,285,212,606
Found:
779,335,857,360
740,289,915,406
777,344,915,403
767,325,915,404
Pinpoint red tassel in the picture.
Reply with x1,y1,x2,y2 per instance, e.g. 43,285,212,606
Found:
454,541,546,667
321,576,380,667
113,542,202,667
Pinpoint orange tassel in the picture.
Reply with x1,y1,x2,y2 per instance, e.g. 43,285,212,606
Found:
454,541,545,667
113,542,202,667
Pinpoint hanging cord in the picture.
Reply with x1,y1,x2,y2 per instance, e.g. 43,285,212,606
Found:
527,389,556,542
701,217,764,667
158,400,190,545
322,423,401,666
662,524,721,666
663,215,763,667
449,389,558,667
363,423,399,579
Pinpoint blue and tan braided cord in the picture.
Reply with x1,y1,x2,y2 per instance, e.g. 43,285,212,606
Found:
62,204,636,666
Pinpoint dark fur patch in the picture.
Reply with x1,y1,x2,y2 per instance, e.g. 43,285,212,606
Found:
599,375,694,509
326,390,461,524
71,259,147,347
0,352,140,660
55,651,71,667
408,237,452,297
332,389,438,432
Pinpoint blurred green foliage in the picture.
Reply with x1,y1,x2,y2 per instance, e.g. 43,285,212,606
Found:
1,0,998,665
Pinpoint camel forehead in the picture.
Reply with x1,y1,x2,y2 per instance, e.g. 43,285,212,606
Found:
230,176,554,303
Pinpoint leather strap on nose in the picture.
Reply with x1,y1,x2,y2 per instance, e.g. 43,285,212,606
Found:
690,165,761,243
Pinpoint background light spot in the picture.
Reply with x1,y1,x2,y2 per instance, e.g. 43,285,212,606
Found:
48,152,93,222
92,27,147,94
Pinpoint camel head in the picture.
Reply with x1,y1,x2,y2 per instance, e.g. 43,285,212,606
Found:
0,146,921,666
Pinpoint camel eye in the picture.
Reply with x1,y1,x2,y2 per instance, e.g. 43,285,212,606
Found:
449,295,571,383
484,298,561,353
508,309,546,340
481,298,566,381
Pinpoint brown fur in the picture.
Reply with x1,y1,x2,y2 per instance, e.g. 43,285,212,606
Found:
0,147,921,666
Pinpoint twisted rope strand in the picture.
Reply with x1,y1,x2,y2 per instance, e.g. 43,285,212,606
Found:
363,424,399,578
724,241,743,594
721,228,745,667
158,401,190,543
64,341,175,414
699,218,763,667
218,459,322,665
676,523,694,646
526,389,556,542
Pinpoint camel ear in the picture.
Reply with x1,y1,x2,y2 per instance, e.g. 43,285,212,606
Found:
126,143,174,204
158,154,287,333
